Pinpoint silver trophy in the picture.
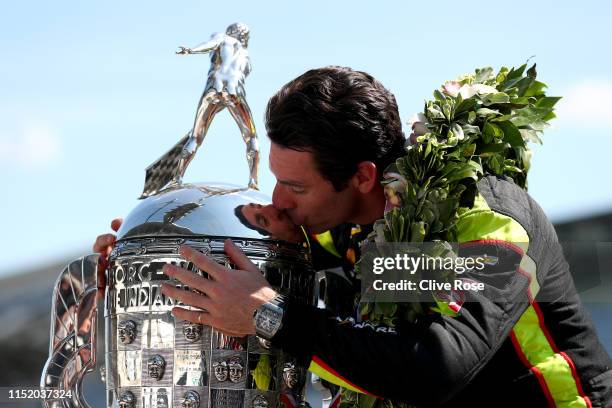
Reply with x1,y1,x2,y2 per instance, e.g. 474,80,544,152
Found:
41,23,314,408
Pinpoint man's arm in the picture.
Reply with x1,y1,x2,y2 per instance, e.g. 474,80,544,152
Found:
270,241,531,406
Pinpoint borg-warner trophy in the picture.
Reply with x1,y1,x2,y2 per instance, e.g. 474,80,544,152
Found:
41,23,314,408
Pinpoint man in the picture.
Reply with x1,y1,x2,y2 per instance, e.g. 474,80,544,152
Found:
95,66,611,407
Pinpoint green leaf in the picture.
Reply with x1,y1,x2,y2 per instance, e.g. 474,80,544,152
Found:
445,162,480,183
510,107,551,127
482,92,510,105
462,143,476,157
357,394,378,408
359,302,372,316
497,121,525,148
443,102,453,119
410,221,426,242
496,67,509,84
451,123,464,140
506,64,527,81
486,154,504,174
506,96,534,106
477,108,501,118
434,89,446,101
427,106,445,120
524,80,547,97
462,124,480,135
475,67,494,83
455,98,477,115
483,122,503,143
468,111,477,124
515,76,536,96
535,96,561,109
478,143,507,157
527,63,537,78
519,128,543,144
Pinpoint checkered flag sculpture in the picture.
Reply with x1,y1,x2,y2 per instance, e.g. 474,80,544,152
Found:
140,134,189,199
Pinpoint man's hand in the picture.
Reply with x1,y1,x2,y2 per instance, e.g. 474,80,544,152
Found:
93,218,122,290
161,239,277,337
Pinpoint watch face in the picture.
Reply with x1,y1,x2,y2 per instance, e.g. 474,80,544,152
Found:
256,307,282,338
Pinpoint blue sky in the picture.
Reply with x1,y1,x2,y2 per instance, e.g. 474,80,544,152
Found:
1,0,611,275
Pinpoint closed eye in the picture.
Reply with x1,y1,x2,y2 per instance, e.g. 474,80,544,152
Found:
290,186,306,194
255,214,269,228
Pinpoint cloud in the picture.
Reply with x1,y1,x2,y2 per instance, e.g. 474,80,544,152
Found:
0,124,61,168
555,80,612,128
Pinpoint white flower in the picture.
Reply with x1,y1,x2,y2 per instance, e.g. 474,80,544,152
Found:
382,171,408,214
408,112,428,129
458,83,498,99
408,112,429,144
443,81,461,97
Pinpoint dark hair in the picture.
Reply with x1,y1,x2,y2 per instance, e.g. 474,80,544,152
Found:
265,66,406,190
234,205,270,236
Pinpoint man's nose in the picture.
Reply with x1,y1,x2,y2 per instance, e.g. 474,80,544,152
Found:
272,184,293,210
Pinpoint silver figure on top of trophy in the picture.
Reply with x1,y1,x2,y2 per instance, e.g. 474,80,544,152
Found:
177,22,259,188
141,23,260,198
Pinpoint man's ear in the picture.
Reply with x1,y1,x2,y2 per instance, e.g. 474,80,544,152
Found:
351,161,378,194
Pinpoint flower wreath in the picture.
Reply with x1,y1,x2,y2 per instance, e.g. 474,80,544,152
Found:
342,63,559,408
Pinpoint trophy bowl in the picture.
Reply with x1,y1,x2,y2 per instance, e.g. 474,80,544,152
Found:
42,182,315,408
105,182,314,408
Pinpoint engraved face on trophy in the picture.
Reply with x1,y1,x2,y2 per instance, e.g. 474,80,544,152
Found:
252,394,269,408
156,389,169,408
181,390,200,408
213,360,228,382
118,320,137,344
183,322,203,342
118,391,135,408
282,362,298,389
147,354,166,380
228,356,245,383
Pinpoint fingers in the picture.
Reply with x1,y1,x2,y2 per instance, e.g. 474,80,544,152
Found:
171,308,247,337
161,284,213,311
93,233,116,253
172,308,211,325
224,239,259,273
111,218,123,232
178,246,226,281
97,256,107,289
163,264,219,297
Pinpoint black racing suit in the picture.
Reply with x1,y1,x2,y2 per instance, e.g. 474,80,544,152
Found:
272,175,612,407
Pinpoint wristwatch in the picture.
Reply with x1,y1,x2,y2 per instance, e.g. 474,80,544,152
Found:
253,293,286,340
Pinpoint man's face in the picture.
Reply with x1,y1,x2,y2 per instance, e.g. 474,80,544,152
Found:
269,143,357,234
240,203,303,242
